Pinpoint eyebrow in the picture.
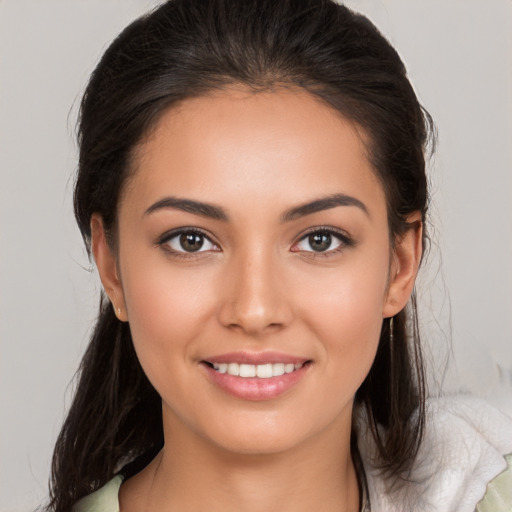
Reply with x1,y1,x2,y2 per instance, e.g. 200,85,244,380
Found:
144,197,228,221
280,193,369,222
144,193,368,222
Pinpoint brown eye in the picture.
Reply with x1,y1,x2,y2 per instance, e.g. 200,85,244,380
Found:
163,230,217,253
308,233,332,252
179,232,204,252
293,229,350,254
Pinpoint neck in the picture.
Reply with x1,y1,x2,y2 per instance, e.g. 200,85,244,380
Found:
123,411,360,512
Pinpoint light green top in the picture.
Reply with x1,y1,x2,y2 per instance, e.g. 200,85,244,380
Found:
72,455,512,512
476,453,512,512
73,475,123,512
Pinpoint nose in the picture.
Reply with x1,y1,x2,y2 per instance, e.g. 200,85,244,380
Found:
217,248,293,336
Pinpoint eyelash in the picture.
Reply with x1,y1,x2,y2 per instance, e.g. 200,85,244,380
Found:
157,226,354,259
157,227,220,259
291,226,354,258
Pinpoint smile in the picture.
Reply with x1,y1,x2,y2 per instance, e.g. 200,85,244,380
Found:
208,362,304,378
201,354,311,401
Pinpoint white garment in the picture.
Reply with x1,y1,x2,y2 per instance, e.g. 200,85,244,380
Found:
357,395,512,512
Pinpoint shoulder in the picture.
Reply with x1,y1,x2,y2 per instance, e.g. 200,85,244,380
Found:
72,475,123,512
356,395,512,512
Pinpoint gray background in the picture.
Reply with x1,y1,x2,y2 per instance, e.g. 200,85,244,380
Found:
0,1,511,510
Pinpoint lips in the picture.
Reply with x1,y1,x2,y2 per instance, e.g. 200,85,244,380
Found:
201,352,311,400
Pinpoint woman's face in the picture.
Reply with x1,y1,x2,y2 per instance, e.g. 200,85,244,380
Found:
93,88,420,455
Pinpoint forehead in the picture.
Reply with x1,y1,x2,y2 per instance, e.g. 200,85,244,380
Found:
124,87,386,218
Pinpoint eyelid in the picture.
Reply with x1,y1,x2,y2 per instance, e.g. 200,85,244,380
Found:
291,226,354,254
157,227,220,254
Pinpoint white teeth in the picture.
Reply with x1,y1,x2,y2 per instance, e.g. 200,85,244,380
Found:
239,364,256,377
284,363,295,374
211,361,305,378
273,363,285,376
256,363,273,378
227,363,240,376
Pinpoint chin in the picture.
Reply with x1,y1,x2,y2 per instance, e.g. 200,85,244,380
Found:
209,427,309,457
193,405,348,458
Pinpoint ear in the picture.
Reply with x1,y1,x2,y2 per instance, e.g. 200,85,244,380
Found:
90,214,128,322
382,212,423,318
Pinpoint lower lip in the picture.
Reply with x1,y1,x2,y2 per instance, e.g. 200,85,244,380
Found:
202,363,310,401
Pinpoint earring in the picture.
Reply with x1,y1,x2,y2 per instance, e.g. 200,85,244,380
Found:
389,315,395,366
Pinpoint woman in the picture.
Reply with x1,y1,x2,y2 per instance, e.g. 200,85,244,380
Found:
47,0,512,511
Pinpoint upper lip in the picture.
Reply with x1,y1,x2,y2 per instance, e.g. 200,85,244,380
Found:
202,351,309,365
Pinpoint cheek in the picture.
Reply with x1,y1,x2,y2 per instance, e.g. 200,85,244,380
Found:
296,253,389,386
300,250,389,328
119,254,219,382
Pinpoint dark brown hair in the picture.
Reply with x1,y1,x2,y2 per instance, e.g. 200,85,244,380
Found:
48,0,434,509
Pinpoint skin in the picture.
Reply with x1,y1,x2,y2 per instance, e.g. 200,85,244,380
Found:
92,88,422,512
